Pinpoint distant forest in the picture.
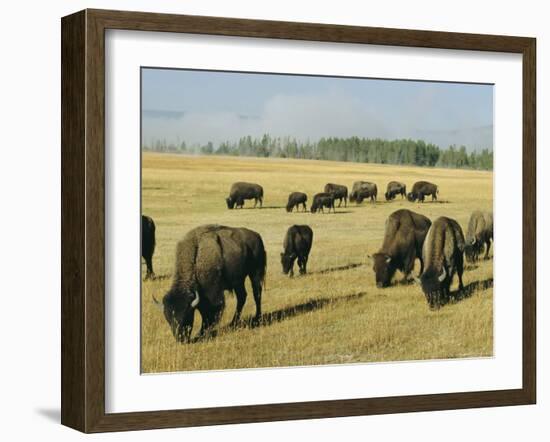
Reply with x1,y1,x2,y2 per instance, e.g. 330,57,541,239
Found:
142,135,493,170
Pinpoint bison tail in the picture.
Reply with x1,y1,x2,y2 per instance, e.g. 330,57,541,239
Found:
260,247,267,290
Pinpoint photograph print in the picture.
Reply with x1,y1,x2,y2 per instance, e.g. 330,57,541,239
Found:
141,68,494,374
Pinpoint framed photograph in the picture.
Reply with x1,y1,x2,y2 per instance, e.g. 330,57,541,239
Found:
61,9,536,433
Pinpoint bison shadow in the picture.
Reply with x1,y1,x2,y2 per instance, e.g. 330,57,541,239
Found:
142,273,171,282
240,205,286,210
440,277,494,308
464,264,479,271
309,262,365,275
192,291,368,342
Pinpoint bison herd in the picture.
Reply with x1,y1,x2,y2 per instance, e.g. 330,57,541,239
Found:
142,179,493,343
224,180,439,212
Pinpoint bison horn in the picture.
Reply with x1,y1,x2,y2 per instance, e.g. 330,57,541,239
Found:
152,294,163,311
470,238,476,245
438,267,447,282
413,276,421,284
190,291,200,308
385,256,391,264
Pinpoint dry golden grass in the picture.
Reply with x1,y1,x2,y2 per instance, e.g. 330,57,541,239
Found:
141,153,493,373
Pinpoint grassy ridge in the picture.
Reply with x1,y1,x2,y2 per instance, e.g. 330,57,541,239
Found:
141,153,493,373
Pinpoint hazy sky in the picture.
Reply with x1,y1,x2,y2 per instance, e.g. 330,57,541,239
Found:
141,68,493,151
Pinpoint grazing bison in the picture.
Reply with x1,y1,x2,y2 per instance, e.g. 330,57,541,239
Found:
385,181,407,201
153,225,266,342
371,209,431,288
226,182,263,209
310,192,335,213
324,183,348,207
286,192,308,212
420,217,465,310
350,181,377,204
407,181,439,202
281,225,314,276
464,210,494,262
142,215,156,280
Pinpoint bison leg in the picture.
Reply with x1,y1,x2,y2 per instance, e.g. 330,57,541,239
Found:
302,202,307,212
259,197,263,208
250,274,263,323
198,306,223,339
298,256,307,275
484,240,492,259
144,255,155,280
231,284,247,327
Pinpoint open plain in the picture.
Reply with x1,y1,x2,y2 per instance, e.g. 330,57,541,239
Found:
141,153,493,373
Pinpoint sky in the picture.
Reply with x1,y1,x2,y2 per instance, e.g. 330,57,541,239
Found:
141,68,494,152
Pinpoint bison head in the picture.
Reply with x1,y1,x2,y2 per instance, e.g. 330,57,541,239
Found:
226,197,236,209
280,252,296,276
372,253,396,288
384,191,391,201
464,238,482,262
420,267,448,310
153,288,200,343
406,192,417,202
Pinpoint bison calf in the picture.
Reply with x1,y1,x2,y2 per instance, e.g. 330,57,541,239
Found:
286,192,308,212
372,209,431,288
464,210,493,262
420,216,465,310
226,182,264,209
281,225,313,276
407,181,438,202
142,215,156,279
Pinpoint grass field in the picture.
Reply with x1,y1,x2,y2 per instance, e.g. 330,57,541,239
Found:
141,152,493,373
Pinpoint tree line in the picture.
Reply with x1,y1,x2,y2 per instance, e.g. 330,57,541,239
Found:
143,134,493,170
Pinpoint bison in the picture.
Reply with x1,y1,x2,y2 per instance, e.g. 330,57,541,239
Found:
226,182,263,209
281,225,313,276
286,192,308,212
419,216,465,310
153,225,266,342
385,181,407,201
142,215,156,280
324,183,348,207
464,210,494,262
407,181,439,202
350,181,377,204
310,192,335,213
371,209,431,288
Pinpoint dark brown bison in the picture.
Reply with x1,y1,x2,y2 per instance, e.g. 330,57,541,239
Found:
142,215,156,280
407,181,439,202
385,181,407,201
226,182,263,209
281,225,313,276
464,210,494,262
153,225,266,342
324,183,348,207
350,181,377,204
310,192,335,213
420,217,465,310
286,192,308,212
371,209,431,288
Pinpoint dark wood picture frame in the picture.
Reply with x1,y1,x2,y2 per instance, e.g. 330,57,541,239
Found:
61,9,536,433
